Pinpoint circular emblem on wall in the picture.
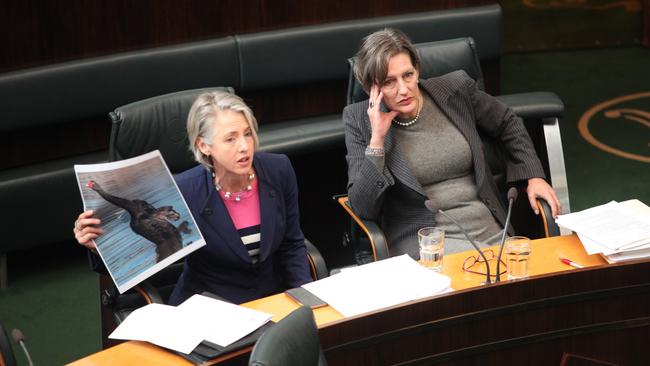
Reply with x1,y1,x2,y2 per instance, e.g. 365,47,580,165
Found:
578,92,650,163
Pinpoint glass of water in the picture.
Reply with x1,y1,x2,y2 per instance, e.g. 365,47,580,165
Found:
505,236,531,280
417,227,445,272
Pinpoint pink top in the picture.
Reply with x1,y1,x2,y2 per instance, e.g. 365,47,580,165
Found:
220,179,262,263
220,179,261,230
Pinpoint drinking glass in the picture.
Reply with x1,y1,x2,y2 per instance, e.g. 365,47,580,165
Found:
417,227,445,272
505,236,531,280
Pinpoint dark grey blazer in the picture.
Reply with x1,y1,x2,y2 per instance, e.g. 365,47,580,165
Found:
343,70,545,258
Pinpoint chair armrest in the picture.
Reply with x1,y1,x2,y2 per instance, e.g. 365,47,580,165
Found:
101,281,164,324
495,92,564,120
334,195,389,261
536,198,561,237
305,238,329,280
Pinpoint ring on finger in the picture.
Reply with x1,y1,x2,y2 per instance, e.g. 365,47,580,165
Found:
369,101,374,108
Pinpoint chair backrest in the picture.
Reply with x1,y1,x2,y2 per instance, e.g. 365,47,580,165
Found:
249,306,327,366
346,37,507,195
0,324,17,366
108,87,234,172
347,37,485,105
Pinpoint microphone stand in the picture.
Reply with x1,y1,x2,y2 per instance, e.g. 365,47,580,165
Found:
495,188,518,283
434,206,492,285
12,328,34,366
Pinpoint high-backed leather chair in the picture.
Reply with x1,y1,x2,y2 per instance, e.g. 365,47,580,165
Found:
99,87,329,346
249,306,327,366
339,37,568,263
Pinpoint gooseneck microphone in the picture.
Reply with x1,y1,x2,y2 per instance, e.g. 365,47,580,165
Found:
495,187,519,283
11,328,34,366
424,200,492,285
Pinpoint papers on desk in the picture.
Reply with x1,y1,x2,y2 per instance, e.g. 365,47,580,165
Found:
109,294,272,354
302,255,452,317
556,199,650,263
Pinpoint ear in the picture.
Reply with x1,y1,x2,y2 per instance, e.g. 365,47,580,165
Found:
196,136,211,156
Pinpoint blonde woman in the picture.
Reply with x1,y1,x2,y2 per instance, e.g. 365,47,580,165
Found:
74,91,311,304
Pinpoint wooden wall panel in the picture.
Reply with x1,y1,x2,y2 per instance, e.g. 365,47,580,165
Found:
0,0,494,72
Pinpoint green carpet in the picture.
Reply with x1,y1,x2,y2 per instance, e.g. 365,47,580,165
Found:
501,46,650,211
0,244,100,365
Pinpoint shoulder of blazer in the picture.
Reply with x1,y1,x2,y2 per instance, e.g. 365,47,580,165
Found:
420,70,474,100
174,164,209,199
254,152,291,183
343,99,370,119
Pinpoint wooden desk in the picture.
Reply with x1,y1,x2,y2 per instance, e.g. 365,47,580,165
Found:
70,235,650,365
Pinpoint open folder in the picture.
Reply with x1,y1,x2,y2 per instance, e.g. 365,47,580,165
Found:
109,294,272,355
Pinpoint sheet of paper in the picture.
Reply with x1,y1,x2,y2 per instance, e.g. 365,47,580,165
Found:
108,294,273,354
303,255,451,317
178,294,272,347
556,201,650,251
605,247,650,263
109,303,203,354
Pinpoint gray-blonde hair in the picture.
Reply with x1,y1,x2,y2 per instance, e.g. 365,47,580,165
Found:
353,28,420,93
187,91,259,170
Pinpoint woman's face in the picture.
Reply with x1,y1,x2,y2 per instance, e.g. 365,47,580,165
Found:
197,109,255,177
380,52,420,118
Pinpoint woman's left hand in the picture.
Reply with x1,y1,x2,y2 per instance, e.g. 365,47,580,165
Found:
526,178,561,218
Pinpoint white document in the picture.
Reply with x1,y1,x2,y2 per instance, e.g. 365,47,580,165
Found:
556,201,650,251
604,247,650,263
302,255,451,318
109,303,204,354
178,294,272,348
109,295,272,354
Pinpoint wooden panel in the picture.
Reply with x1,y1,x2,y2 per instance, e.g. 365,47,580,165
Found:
0,0,495,72
76,236,650,365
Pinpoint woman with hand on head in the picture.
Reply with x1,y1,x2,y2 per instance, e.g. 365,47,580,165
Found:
74,91,312,304
344,28,561,258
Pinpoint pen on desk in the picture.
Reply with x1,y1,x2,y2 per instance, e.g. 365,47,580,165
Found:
560,257,584,269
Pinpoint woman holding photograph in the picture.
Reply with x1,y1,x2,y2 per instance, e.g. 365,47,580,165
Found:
74,91,312,305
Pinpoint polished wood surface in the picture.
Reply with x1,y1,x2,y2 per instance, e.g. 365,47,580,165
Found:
69,234,620,366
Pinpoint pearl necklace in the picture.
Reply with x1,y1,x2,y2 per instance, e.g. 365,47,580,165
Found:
392,95,422,127
392,109,420,127
213,172,255,202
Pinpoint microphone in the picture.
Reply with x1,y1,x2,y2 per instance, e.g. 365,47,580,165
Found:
495,187,519,282
11,328,34,366
424,200,492,285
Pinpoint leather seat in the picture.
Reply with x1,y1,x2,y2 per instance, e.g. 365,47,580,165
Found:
249,306,327,366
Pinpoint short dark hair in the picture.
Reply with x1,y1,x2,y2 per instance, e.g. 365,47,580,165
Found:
353,28,420,92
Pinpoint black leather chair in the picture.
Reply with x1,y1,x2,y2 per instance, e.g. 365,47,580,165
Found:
0,323,17,366
249,306,327,366
101,87,329,329
339,37,567,263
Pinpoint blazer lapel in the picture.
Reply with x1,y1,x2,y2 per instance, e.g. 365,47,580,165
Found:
254,157,277,262
382,109,427,197
198,169,252,263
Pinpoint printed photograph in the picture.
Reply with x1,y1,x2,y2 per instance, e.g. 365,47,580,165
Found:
75,150,205,293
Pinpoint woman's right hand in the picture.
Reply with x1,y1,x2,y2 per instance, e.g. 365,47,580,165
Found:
367,84,399,148
73,210,103,251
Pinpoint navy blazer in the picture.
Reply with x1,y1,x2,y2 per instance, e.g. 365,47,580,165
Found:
168,152,311,305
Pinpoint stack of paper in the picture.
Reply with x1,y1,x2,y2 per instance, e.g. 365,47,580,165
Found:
302,255,452,317
109,294,272,354
555,199,650,263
